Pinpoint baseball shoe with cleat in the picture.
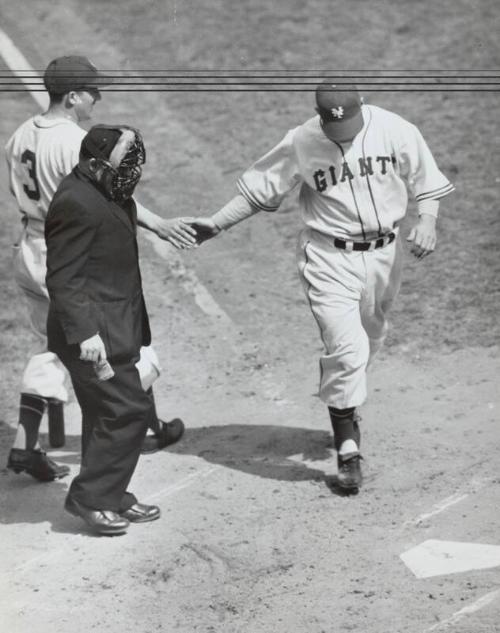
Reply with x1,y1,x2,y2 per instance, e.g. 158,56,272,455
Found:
7,448,70,481
337,452,363,492
141,418,185,454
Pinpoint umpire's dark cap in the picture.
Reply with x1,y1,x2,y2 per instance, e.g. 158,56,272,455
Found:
44,55,109,95
80,125,122,161
315,81,364,142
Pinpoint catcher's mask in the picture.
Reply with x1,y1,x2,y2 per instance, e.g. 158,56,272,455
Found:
82,124,146,202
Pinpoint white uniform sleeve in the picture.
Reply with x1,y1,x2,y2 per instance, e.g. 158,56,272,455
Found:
4,134,14,194
53,126,85,177
5,133,13,163
398,123,455,202
237,129,301,212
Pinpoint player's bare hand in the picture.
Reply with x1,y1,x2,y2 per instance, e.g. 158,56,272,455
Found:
189,217,221,245
406,214,437,259
80,333,107,363
155,217,198,249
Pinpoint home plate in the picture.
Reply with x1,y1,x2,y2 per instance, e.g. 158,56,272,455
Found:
401,539,500,578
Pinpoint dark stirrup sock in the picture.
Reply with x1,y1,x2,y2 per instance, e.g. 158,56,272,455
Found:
47,399,65,448
352,415,361,448
146,387,161,434
18,393,46,449
328,407,358,452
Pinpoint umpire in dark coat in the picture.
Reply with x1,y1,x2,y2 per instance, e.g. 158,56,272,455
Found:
45,124,160,535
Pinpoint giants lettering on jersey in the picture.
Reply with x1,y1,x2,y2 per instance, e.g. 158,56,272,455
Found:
313,154,397,192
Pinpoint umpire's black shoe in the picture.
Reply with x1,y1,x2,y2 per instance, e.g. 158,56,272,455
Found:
65,496,129,536
337,452,363,492
120,502,161,523
141,418,185,454
7,448,70,482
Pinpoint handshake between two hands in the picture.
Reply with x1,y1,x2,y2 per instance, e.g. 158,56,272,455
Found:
155,216,220,250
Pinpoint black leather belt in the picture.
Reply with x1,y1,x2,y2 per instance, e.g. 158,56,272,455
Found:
333,232,396,251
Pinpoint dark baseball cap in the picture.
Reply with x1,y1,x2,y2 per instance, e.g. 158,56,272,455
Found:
80,125,123,160
44,55,109,95
315,81,364,142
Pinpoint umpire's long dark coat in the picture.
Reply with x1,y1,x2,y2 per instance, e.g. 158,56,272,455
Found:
44,167,153,512
45,167,151,361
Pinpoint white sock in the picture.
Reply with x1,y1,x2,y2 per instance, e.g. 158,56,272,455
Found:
338,439,359,456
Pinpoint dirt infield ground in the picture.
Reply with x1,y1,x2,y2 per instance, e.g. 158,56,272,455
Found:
0,2,499,632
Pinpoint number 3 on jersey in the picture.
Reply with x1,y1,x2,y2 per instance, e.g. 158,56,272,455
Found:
21,149,41,201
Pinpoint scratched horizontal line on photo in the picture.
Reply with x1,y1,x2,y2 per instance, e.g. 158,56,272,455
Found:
4,68,499,72
0,87,495,93
3,70,499,91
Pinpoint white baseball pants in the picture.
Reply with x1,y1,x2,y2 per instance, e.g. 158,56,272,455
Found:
297,227,403,409
13,230,68,401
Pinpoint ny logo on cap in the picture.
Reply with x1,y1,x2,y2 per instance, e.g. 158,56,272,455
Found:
330,106,344,119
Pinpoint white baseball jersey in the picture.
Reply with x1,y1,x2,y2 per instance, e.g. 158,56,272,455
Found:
237,104,454,241
5,115,85,235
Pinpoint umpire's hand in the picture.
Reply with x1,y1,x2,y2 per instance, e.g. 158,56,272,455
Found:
80,333,107,363
155,217,198,249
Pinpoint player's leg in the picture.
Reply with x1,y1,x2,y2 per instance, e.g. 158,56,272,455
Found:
360,238,404,366
19,347,68,440
137,345,185,454
20,235,68,446
297,231,366,490
297,231,370,407
14,349,67,447
7,236,69,480
8,351,70,480
316,300,367,490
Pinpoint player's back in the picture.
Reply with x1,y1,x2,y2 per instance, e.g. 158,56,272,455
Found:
5,115,85,230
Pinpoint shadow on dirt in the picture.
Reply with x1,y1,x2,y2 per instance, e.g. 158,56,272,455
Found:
0,422,81,529
0,470,69,525
168,424,336,482
0,423,354,531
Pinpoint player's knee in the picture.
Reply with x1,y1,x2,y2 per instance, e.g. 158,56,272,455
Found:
344,342,370,375
323,338,370,377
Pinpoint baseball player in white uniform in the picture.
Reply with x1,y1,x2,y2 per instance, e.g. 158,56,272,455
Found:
191,81,455,492
5,55,194,480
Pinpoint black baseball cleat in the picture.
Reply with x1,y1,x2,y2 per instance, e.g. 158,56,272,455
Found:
141,418,185,454
119,502,161,523
337,452,363,492
7,448,70,482
65,496,129,536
